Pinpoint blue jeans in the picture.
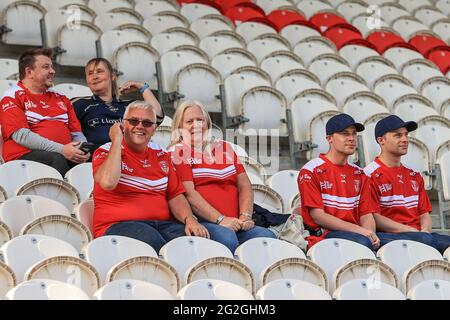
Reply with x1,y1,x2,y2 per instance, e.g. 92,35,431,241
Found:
325,230,374,250
104,220,186,253
201,222,276,253
377,231,450,253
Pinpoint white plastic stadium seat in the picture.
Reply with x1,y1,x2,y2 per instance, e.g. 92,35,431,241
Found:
176,63,222,112
373,75,417,109
1,1,46,46
64,163,93,202
339,45,379,70
280,24,321,48
0,261,16,299
74,199,94,234
24,256,100,297
376,240,443,291
266,170,300,211
0,59,18,80
407,279,450,300
20,215,92,252
199,35,244,59
52,83,92,100
94,279,175,300
0,195,70,237
252,184,284,213
0,80,16,95
56,21,102,66
151,31,197,56
235,21,277,44
113,42,160,90
211,51,257,79
0,160,62,198
134,0,179,20
383,47,424,72
98,28,150,62
94,8,142,32
392,18,431,42
42,7,95,49
238,86,288,136
0,221,12,247
0,234,78,281
275,69,321,103
261,258,328,290
403,260,450,295
309,54,352,86
142,12,189,36
414,125,450,165
355,57,399,89
159,236,233,285
81,235,158,285
324,73,370,108
256,279,331,300
333,279,406,300
307,238,377,293
39,0,86,12
88,0,133,14
336,1,367,21
420,77,450,114
16,177,80,213
106,256,180,296
177,279,254,300
298,0,334,19
190,15,234,39
5,279,89,300
436,0,450,15
401,59,444,91
160,51,208,92
414,7,447,27
185,257,254,294
260,51,305,83
432,20,450,43
246,36,291,64
180,3,221,23
235,238,306,289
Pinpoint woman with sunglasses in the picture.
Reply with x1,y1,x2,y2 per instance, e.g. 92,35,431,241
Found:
92,101,209,252
72,58,164,153
168,100,275,252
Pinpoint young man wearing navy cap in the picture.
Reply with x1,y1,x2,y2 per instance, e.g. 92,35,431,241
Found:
298,113,380,250
364,115,450,252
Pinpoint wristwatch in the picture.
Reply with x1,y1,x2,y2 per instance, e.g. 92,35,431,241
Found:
215,215,225,225
139,82,150,93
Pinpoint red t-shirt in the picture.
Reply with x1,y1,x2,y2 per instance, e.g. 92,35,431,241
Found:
298,154,374,236
364,157,432,230
171,141,246,218
0,82,81,161
92,141,185,238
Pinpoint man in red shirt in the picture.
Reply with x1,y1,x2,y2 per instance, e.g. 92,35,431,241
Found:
0,48,89,175
298,113,380,250
365,115,450,252
93,101,209,251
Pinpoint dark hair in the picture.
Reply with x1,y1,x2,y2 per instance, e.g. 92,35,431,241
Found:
18,48,53,80
85,57,119,98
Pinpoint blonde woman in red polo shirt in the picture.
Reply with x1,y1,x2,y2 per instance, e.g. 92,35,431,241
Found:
93,101,209,252
169,100,275,252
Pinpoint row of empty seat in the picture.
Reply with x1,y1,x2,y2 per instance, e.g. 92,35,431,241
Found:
1,234,449,300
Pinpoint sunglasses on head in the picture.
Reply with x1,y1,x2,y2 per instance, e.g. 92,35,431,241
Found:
124,118,155,128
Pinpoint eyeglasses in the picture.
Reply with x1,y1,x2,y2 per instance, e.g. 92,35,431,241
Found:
124,118,155,128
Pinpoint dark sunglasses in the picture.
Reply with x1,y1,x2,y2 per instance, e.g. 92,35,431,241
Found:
124,118,155,128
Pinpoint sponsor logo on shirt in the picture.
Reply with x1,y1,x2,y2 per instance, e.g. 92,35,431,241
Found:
88,117,120,127
411,180,419,193
299,173,312,183
121,161,134,173
378,183,392,193
140,159,151,168
2,101,16,112
354,179,360,193
24,100,37,110
39,100,50,108
320,181,333,190
57,101,67,112
159,161,169,174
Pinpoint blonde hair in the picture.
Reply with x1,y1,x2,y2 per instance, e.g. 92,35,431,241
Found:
123,100,156,120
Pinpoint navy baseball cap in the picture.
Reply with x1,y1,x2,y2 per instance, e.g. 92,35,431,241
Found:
326,113,365,135
375,115,418,139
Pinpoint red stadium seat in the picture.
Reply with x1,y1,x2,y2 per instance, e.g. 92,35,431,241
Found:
225,4,266,24
267,9,306,32
367,31,416,54
409,34,448,57
215,0,258,13
324,24,373,50
310,12,347,33
177,0,224,13
427,47,450,74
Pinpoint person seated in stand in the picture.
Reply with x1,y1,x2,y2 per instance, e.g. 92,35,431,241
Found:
0,48,89,176
298,113,380,250
168,100,276,253
72,57,164,153
365,115,450,253
93,101,209,252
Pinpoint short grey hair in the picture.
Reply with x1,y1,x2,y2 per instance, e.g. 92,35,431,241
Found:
123,101,156,120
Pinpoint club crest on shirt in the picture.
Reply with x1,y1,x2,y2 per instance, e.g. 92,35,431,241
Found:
411,180,419,193
354,179,360,193
57,101,67,111
140,159,151,168
397,174,404,184
159,161,169,174
340,174,347,183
